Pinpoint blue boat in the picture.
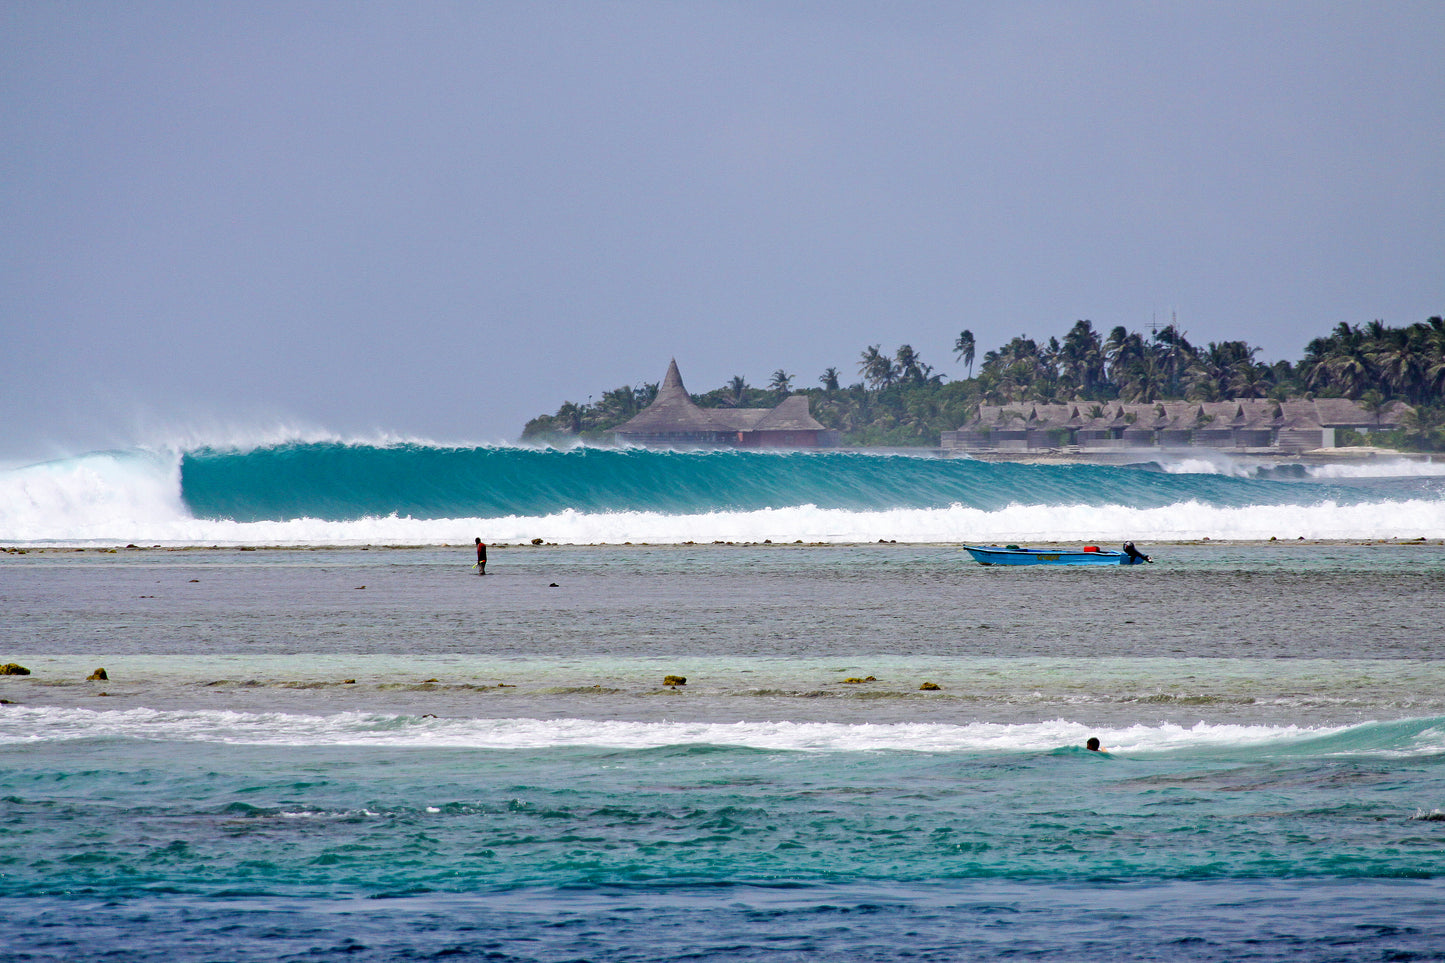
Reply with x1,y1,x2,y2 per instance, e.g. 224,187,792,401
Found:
964,543,1152,566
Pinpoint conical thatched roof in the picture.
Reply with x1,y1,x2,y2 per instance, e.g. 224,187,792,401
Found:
614,360,725,433
614,360,826,437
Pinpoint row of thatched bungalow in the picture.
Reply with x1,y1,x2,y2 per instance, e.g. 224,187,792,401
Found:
613,360,1410,453
941,399,1411,453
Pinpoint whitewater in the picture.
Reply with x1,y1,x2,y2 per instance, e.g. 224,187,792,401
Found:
3,440,1444,544
6,704,1405,754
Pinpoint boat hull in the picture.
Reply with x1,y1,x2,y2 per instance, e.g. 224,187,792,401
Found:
964,546,1144,566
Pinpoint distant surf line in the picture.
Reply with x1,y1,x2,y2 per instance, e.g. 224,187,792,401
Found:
2,441,1444,544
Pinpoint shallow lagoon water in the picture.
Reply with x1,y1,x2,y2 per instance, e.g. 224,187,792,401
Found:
3,542,1445,960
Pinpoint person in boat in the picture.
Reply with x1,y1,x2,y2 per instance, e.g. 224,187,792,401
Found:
475,537,487,575
1122,541,1151,563
1086,737,1103,752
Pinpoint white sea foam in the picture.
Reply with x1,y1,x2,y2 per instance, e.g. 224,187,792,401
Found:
0,449,189,541
5,496,1444,545
1154,451,1445,479
0,706,1363,754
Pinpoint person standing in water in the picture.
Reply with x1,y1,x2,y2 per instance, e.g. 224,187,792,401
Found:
475,538,487,575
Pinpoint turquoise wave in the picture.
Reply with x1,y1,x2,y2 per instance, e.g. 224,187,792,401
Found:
178,443,1362,522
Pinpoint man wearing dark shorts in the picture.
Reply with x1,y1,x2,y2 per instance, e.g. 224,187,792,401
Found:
475,537,487,575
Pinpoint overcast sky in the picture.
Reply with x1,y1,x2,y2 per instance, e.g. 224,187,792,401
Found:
3,1,1442,457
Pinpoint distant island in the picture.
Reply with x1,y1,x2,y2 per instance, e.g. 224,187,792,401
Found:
522,316,1445,452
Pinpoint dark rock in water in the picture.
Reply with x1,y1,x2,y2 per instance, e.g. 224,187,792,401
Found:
843,676,877,684
663,675,686,686
919,682,942,691
343,679,356,684
531,537,544,545
0,663,30,676
88,668,108,681
549,582,559,587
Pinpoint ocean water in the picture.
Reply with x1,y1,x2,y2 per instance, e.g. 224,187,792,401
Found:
3,443,1445,960
3,441,1445,544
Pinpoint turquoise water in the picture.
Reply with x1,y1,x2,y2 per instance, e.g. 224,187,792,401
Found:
177,443,1369,521
3,543,1445,959
5,442,1445,543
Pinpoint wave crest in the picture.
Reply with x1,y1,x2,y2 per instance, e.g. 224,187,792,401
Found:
3,442,1443,544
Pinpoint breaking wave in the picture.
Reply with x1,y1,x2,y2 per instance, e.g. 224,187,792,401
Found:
1,440,1442,544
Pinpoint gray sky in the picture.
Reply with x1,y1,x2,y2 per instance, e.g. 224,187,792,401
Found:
3,0,1442,456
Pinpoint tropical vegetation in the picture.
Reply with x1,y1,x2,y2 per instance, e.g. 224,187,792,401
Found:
521,316,1445,450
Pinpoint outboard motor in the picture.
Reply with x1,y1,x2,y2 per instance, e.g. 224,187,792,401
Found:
1122,541,1152,564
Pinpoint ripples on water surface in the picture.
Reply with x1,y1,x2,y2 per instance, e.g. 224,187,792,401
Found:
2,543,1444,961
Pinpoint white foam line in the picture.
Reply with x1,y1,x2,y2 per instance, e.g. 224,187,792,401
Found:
0,707,1355,753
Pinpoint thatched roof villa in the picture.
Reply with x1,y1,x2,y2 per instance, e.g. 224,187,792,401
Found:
613,360,838,448
942,398,1412,454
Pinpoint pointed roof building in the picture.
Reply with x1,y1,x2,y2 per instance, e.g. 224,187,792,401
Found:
613,360,833,448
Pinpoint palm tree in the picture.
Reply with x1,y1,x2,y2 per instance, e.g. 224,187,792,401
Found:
1152,324,1195,396
1226,363,1271,399
1368,328,1423,402
725,375,749,407
1116,355,1166,403
859,344,899,389
1302,322,1367,397
769,369,794,393
819,367,841,391
1104,327,1143,388
1060,320,1104,396
599,386,639,419
1323,353,1373,398
1424,351,1445,400
953,330,976,378
895,344,926,384
1183,360,1222,402
556,401,582,433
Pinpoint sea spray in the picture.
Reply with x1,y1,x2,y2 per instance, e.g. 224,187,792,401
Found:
3,441,1444,543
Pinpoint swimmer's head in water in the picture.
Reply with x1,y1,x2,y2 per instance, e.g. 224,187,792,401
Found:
1086,737,1101,751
